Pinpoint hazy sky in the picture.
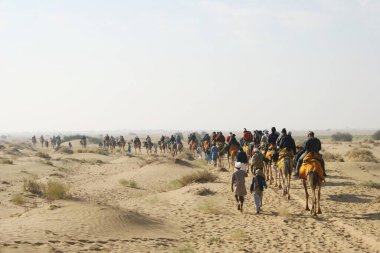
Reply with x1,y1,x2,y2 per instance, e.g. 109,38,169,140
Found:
1,0,379,133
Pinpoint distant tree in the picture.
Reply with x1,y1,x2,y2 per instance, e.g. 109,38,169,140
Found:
331,132,353,142
372,130,380,140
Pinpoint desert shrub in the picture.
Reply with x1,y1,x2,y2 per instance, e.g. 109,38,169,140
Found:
36,152,51,159
196,187,216,196
331,132,353,142
322,151,344,162
23,179,44,195
11,193,25,206
77,149,84,153
119,179,138,188
0,158,13,164
44,181,68,200
372,130,380,141
177,170,218,187
346,148,378,163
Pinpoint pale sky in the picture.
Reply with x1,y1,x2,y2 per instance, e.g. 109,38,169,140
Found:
1,0,379,133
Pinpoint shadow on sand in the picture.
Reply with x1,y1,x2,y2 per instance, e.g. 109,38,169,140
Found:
328,194,372,203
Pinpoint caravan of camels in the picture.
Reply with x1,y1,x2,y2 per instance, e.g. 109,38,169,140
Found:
33,127,324,216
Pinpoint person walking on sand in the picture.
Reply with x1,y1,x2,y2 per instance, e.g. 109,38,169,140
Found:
205,146,211,165
251,148,264,175
232,162,247,213
211,143,218,167
250,169,267,214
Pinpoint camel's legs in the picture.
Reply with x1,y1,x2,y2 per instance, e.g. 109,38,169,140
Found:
317,184,322,214
303,179,309,211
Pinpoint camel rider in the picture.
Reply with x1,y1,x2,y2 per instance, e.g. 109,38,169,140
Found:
146,135,151,144
134,136,140,144
175,134,182,145
294,131,325,178
216,132,225,143
226,132,232,144
160,135,165,143
229,134,240,147
261,130,269,147
169,135,175,144
203,133,210,143
268,127,279,145
189,133,196,143
278,128,296,155
211,132,217,143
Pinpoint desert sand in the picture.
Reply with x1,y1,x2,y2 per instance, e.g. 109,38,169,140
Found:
0,137,379,253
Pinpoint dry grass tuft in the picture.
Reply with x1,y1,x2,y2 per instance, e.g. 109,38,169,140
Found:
177,170,218,187
196,187,216,196
0,158,13,164
346,148,378,163
119,179,138,188
11,193,26,206
322,151,344,162
23,178,44,195
44,181,68,201
36,152,51,159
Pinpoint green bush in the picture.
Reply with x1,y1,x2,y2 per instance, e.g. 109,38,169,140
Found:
331,132,353,142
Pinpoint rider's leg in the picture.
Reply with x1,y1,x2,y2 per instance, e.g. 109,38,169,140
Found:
295,152,307,177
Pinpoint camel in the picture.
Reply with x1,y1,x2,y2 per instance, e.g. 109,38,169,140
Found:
264,145,281,187
133,137,141,154
300,152,324,216
31,136,37,146
143,141,153,154
277,149,294,200
50,136,56,150
216,142,226,168
80,136,87,149
228,143,239,168
109,136,117,153
188,139,198,157
44,140,49,148
118,136,126,153
40,136,45,148
202,140,210,160
103,134,110,150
